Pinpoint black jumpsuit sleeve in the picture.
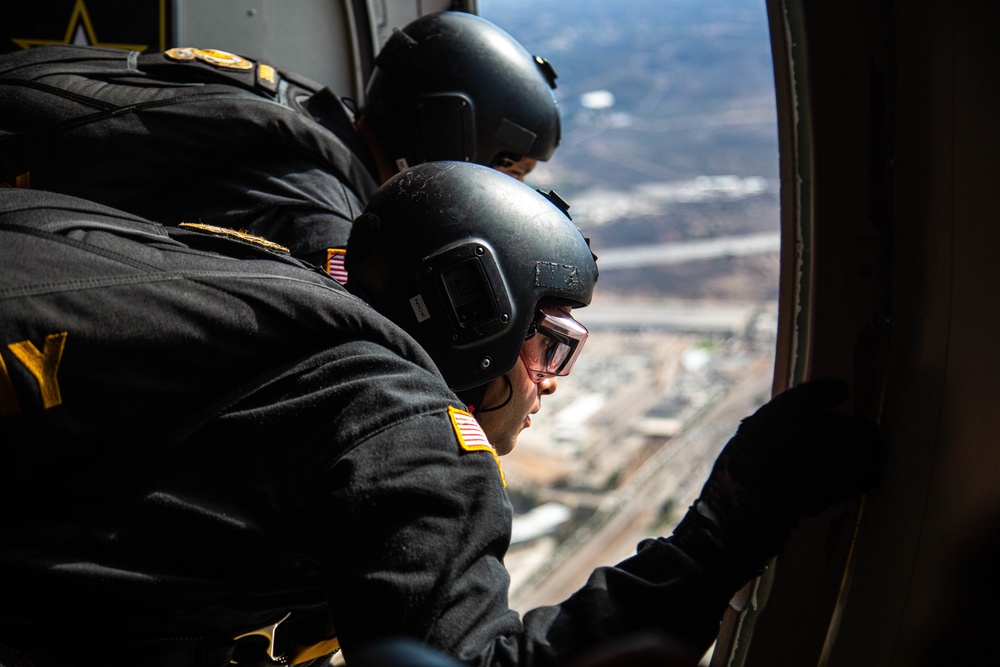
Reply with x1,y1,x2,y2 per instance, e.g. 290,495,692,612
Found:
296,382,732,666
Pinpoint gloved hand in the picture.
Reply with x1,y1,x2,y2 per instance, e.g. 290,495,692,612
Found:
670,378,884,591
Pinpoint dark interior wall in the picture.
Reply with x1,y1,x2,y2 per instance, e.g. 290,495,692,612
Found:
716,0,1000,665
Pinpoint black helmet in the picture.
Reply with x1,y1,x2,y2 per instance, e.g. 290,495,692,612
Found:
363,11,560,170
346,161,598,392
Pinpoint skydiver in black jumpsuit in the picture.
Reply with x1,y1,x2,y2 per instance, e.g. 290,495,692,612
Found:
0,12,560,273
0,164,881,667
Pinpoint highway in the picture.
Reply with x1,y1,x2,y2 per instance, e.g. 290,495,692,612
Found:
595,232,780,270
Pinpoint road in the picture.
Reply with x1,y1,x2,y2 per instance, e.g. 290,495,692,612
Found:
595,232,780,269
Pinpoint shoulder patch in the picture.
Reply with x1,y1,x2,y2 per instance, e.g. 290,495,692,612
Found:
256,63,279,93
325,247,348,284
178,222,289,253
448,405,505,488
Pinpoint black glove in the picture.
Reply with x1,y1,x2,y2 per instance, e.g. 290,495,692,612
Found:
670,378,884,591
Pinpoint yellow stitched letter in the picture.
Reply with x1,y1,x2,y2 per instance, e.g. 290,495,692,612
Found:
9,332,68,409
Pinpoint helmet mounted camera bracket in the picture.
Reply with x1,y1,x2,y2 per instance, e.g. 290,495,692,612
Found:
424,241,512,345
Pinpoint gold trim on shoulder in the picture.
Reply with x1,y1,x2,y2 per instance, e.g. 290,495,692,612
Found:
258,63,277,84
179,222,290,253
165,47,254,71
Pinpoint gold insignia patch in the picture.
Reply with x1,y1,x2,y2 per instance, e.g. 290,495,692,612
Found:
258,63,276,84
164,47,254,71
256,63,279,94
449,406,505,487
178,223,290,253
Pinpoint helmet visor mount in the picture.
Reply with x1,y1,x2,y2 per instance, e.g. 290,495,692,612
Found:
520,306,589,381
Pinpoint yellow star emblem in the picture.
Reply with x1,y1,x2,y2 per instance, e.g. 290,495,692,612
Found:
11,0,152,52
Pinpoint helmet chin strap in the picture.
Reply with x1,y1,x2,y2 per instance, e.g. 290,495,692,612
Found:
479,374,514,413
457,375,514,415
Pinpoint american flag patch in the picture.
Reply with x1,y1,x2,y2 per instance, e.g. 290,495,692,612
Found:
326,247,348,285
448,405,506,487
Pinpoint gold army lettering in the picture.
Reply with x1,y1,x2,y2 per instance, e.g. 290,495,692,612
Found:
0,332,68,416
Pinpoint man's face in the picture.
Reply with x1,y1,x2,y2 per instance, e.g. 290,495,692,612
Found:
475,306,588,456
475,357,558,457
492,155,539,183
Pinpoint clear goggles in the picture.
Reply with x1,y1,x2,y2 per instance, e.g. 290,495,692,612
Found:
519,306,589,381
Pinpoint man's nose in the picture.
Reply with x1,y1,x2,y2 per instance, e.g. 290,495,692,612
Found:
538,376,558,396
